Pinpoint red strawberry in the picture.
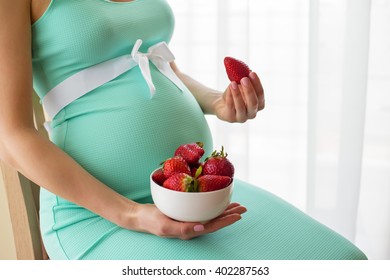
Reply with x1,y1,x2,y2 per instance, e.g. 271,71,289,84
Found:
197,175,232,192
224,57,251,83
162,156,190,178
203,146,235,177
152,168,166,186
174,142,205,165
163,173,196,192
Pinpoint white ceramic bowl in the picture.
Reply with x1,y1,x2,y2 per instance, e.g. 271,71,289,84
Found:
150,168,234,223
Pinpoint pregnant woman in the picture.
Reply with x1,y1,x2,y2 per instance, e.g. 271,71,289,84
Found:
0,0,366,259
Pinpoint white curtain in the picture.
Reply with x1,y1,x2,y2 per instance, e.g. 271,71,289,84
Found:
168,0,390,259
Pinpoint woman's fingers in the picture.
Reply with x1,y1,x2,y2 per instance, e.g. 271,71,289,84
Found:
224,85,235,111
249,72,265,111
203,213,242,234
240,77,259,119
162,203,246,240
229,74,264,122
225,202,242,210
230,82,247,123
218,203,247,218
188,203,246,237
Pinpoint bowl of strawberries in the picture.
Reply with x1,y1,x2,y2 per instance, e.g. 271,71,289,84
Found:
150,142,235,223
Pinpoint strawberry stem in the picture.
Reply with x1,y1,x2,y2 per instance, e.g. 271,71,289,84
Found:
193,179,199,192
194,166,203,178
196,141,204,148
208,146,227,159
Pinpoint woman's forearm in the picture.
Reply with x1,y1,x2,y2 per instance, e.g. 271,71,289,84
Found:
0,127,139,229
171,62,222,115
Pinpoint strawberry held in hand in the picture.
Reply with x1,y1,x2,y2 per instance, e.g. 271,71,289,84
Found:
202,146,235,178
224,56,251,83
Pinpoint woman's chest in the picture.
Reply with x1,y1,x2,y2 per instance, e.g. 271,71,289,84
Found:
32,0,175,67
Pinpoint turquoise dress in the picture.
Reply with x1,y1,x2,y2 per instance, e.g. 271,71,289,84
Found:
32,0,366,260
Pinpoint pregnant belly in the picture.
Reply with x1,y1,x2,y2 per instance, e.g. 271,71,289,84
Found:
49,72,213,200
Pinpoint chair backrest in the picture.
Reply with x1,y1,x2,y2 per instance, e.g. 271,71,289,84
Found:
0,92,49,260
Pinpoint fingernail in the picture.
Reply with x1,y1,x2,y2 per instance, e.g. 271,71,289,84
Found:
241,77,250,87
193,224,205,232
231,81,238,90
249,71,256,80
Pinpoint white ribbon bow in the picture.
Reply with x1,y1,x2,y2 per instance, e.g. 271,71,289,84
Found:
130,39,185,96
42,39,184,121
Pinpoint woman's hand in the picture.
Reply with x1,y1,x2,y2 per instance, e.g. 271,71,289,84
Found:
213,72,265,123
133,202,247,240
171,62,264,122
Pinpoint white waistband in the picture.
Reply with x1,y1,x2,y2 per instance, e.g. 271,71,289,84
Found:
42,39,185,121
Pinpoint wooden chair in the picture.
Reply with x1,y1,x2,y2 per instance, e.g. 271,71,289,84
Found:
0,92,49,260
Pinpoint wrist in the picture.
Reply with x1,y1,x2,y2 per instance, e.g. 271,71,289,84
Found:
204,91,222,115
114,198,141,230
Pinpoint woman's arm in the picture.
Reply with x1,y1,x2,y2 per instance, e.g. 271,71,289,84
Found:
0,0,138,230
0,1,245,240
171,62,265,123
